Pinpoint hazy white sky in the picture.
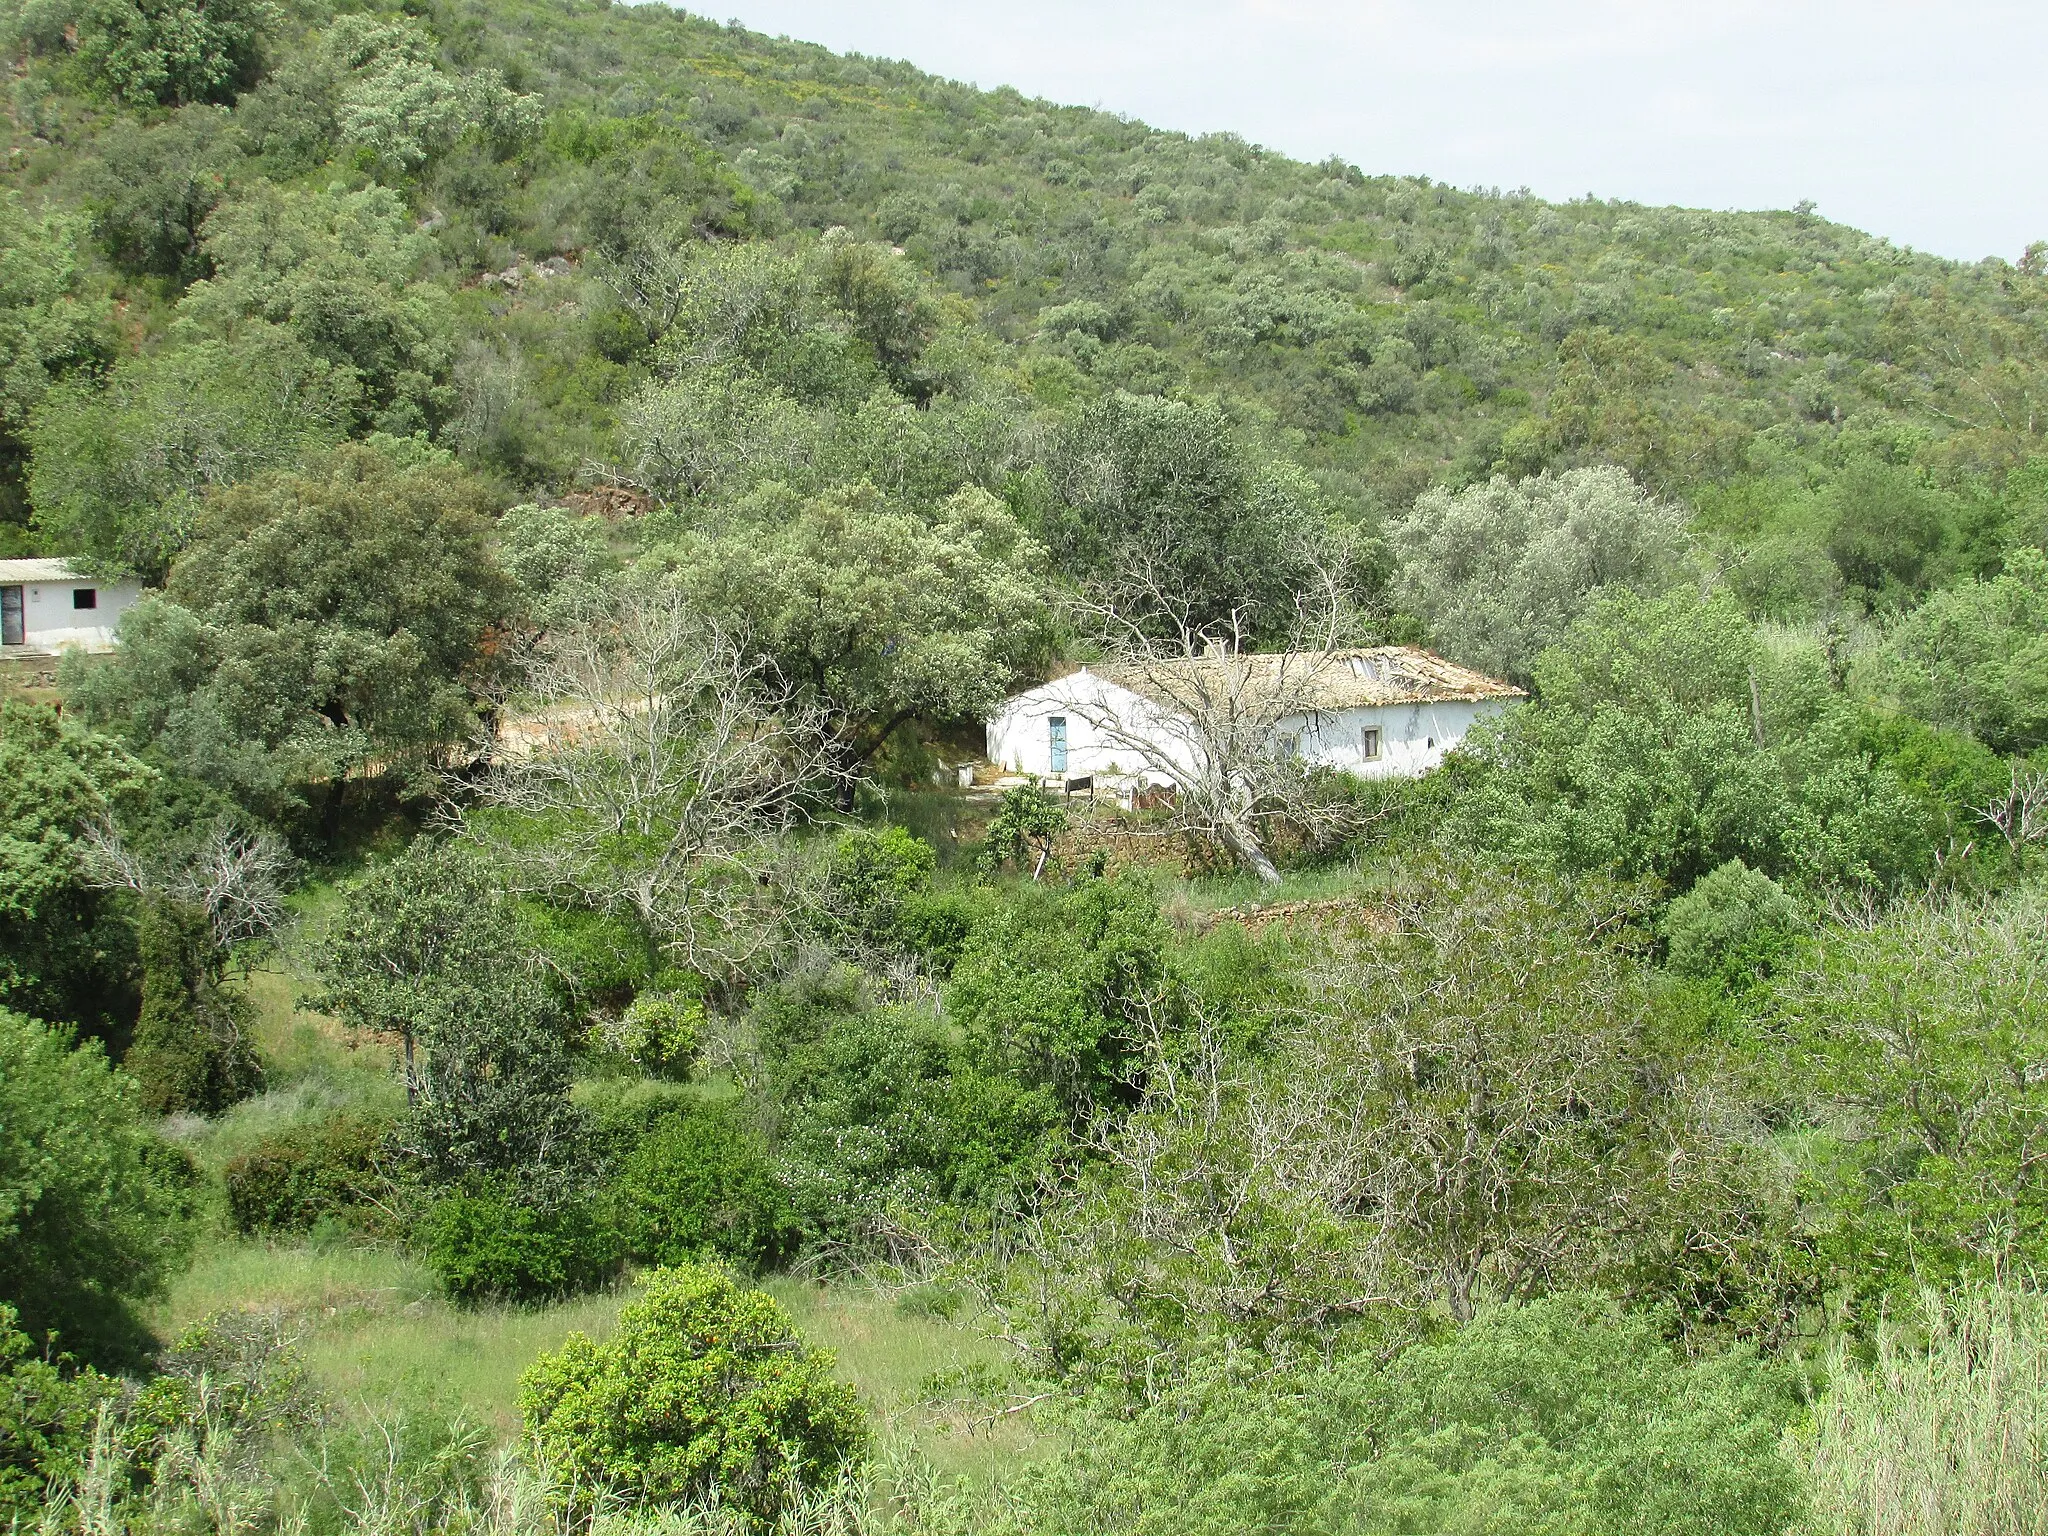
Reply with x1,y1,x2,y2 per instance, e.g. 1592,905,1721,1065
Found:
710,1,2043,263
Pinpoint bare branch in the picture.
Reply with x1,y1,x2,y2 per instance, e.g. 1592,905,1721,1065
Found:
1067,553,1371,882
1977,761,2048,857
467,584,844,980
79,817,297,949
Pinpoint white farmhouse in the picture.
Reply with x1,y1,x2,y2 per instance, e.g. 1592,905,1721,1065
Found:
0,559,142,654
987,646,1523,790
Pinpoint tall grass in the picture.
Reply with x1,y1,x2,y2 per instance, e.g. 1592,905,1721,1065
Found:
1804,1286,2048,1536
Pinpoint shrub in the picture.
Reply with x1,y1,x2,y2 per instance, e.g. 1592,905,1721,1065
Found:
0,1306,118,1525
0,1010,197,1368
1663,858,1802,984
601,988,704,1079
223,1113,392,1235
420,1186,622,1304
1010,1293,1800,1536
519,1265,867,1520
823,825,936,950
125,896,264,1117
608,1105,797,1273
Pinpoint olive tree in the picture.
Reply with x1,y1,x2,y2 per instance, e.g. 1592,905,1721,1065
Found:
663,482,1051,797
1388,465,1690,685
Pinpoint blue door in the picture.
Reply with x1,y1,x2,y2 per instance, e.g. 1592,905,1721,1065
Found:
1048,716,1068,774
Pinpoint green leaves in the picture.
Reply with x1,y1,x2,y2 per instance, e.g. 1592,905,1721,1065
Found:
519,1265,866,1520
0,1010,196,1368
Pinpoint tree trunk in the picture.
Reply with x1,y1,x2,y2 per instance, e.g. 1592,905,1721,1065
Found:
1219,819,1282,884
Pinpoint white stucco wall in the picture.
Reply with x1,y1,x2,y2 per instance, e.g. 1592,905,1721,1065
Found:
1275,699,1505,779
0,566,142,653
988,670,1514,785
987,670,1190,785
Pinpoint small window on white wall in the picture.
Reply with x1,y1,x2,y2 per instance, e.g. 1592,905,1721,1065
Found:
1360,726,1381,760
72,588,97,610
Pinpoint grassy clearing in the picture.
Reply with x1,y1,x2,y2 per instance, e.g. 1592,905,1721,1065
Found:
157,1237,1043,1477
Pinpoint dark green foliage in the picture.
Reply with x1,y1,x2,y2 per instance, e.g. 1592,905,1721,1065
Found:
72,0,273,107
314,841,587,1188
759,965,1055,1248
1866,546,2048,754
65,441,511,818
0,1010,196,1368
222,1112,391,1234
81,105,238,280
1037,391,1332,630
946,872,1168,1108
1663,859,1802,985
1463,585,1934,893
0,703,148,1043
519,1264,867,1522
1767,884,2048,1319
0,1305,119,1525
124,896,263,1117
607,1102,796,1273
421,1185,622,1304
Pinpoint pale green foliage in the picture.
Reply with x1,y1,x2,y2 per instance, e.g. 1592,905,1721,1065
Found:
1863,544,2048,753
0,195,102,450
29,324,355,579
621,366,817,504
1389,465,1691,684
520,1265,867,1521
497,503,614,628
322,15,540,172
1006,1294,1800,1536
1662,857,1801,983
664,482,1050,769
1804,1287,2048,1536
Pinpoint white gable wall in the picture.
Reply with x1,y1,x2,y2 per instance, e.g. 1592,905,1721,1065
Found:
988,670,1514,784
987,670,1189,785
1277,699,1505,778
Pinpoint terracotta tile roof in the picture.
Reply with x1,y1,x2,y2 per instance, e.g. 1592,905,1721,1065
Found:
1100,646,1523,713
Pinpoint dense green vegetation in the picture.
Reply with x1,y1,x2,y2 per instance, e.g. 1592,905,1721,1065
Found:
3,0,2048,1530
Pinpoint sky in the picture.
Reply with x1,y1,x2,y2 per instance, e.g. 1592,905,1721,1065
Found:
709,1,2044,264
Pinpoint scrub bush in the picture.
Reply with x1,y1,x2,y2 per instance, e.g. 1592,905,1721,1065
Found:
520,1264,867,1520
420,1186,623,1304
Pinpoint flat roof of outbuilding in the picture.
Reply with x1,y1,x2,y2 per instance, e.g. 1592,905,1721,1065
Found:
0,559,93,583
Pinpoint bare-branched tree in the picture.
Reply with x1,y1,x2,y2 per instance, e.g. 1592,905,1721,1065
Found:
1977,761,2048,858
81,817,298,950
1071,557,1366,883
468,584,841,981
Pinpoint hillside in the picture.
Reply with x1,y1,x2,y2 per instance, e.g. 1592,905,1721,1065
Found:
9,6,2048,1535
4,0,2045,605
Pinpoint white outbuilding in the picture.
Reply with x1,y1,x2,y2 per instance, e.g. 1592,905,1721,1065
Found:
0,559,142,654
986,645,1523,791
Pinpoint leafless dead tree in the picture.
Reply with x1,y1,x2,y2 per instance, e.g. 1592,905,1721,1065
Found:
1977,761,2048,857
466,584,842,981
1070,558,1367,883
81,817,298,949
